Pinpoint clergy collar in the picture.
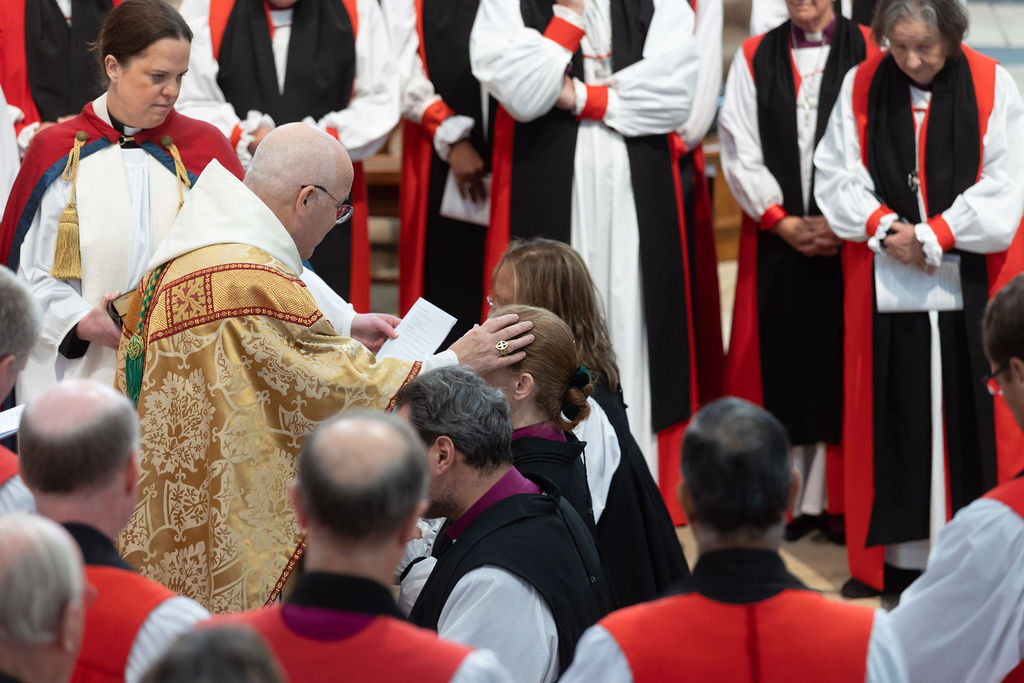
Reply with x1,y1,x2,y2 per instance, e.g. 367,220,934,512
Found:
446,466,541,540
286,572,404,620
676,548,806,604
62,522,134,570
791,17,836,48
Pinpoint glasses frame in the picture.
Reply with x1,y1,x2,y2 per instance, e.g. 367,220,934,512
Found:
303,184,354,225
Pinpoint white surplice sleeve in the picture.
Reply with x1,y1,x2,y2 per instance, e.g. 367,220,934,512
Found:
866,609,910,683
470,0,578,123
596,0,697,137
748,0,789,36
17,179,93,348
890,498,1024,683
451,650,517,683
176,0,238,136
813,67,894,243
924,65,1024,255
380,0,474,160
558,624,634,682
315,0,399,162
438,566,559,683
125,596,210,683
718,46,784,220
677,0,722,149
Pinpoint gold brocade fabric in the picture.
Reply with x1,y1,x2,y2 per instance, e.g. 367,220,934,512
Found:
115,243,420,613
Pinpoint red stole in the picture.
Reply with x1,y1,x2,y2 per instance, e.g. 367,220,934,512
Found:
71,566,175,683
211,605,471,682
601,589,874,682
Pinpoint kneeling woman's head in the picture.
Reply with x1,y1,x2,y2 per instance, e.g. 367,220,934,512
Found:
485,305,592,432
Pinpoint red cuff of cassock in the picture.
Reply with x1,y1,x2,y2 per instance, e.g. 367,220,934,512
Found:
760,204,787,232
927,215,955,251
866,205,895,234
421,100,456,139
230,123,242,149
578,85,609,121
543,16,585,52
326,127,340,140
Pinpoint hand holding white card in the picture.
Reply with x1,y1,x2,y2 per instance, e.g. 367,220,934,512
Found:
377,298,457,361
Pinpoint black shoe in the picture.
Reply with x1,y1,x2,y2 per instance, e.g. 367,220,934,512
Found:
840,577,882,599
784,514,825,542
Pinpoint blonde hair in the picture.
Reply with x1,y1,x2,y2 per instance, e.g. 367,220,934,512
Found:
493,239,619,391
493,304,592,431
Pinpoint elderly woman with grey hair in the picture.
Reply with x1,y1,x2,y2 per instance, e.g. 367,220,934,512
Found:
814,0,1024,599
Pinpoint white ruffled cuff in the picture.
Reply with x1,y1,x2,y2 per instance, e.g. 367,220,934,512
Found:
914,222,944,267
17,121,39,159
571,78,588,117
234,110,275,169
866,213,898,254
433,115,475,161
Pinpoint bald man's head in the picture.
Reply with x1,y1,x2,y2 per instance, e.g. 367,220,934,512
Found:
243,123,354,258
19,380,139,494
296,412,427,544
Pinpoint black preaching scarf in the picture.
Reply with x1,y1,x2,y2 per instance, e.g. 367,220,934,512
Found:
514,0,692,431
24,0,111,122
864,53,997,545
217,0,355,124
419,0,495,343
748,18,864,445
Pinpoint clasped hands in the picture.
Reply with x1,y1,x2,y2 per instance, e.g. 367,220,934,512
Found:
773,216,843,257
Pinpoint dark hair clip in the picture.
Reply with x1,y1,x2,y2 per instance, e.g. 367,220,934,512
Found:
569,365,590,389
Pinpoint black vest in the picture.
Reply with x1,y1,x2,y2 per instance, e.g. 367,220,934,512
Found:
409,482,612,674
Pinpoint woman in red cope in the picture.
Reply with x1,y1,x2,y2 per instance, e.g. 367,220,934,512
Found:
0,0,242,408
814,0,1024,597
719,0,877,547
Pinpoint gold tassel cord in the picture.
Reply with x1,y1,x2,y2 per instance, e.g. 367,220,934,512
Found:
50,131,89,280
161,135,191,215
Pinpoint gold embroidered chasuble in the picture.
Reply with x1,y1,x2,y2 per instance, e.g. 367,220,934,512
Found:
115,242,420,613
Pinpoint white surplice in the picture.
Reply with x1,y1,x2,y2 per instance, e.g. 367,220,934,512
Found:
677,0,722,150
890,496,1024,683
470,0,699,474
176,0,398,167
